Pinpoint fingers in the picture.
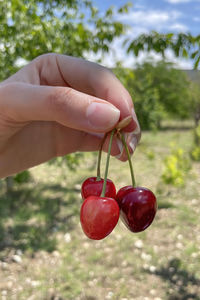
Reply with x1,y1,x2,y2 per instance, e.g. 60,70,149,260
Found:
1,53,141,158
35,54,141,155
0,82,120,133
0,122,121,178
34,54,140,132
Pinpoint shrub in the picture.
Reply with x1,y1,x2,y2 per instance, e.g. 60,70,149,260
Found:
162,146,191,186
190,124,200,161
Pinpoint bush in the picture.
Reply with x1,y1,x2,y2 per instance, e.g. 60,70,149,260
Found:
190,124,200,161
14,170,32,184
162,146,191,186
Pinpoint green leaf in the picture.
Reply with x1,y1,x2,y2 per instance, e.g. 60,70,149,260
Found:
194,55,200,69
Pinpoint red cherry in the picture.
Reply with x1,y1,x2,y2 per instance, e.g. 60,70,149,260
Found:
80,195,120,240
81,177,116,200
116,186,157,233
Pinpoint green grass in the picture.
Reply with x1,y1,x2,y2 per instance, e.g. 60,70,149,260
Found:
0,125,200,300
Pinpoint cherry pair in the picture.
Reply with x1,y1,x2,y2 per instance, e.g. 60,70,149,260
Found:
80,117,157,240
81,177,157,239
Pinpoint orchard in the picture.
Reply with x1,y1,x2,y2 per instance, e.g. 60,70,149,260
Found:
0,1,200,299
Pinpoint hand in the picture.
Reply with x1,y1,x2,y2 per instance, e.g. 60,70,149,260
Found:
0,53,140,178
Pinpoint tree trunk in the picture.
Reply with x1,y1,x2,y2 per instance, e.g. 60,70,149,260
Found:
194,105,200,127
5,176,14,194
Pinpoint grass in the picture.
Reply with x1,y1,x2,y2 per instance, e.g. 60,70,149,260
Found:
0,125,200,300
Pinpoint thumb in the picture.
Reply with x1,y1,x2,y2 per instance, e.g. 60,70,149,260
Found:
0,82,120,132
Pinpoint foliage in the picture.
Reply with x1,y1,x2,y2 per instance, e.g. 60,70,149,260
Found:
190,124,200,161
0,0,130,81
191,146,200,161
114,61,192,130
162,146,191,187
126,31,200,68
13,170,32,184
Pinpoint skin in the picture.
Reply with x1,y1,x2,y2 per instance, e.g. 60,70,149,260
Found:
0,53,141,179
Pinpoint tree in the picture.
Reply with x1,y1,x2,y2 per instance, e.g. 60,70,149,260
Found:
114,61,193,130
0,0,131,80
125,31,200,68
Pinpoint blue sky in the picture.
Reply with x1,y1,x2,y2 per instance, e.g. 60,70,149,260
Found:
93,0,200,35
87,0,200,69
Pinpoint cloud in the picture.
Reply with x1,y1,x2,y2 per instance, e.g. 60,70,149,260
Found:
166,0,191,3
166,0,200,3
117,10,181,26
169,23,188,31
116,9,183,32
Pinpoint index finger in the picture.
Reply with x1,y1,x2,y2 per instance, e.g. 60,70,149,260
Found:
35,54,139,132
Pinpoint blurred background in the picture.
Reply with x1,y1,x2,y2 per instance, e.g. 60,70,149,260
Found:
0,1,200,299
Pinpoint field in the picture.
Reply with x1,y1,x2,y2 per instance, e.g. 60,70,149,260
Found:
0,123,200,300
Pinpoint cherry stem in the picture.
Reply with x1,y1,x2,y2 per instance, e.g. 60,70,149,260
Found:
96,133,108,181
120,132,136,187
101,129,115,197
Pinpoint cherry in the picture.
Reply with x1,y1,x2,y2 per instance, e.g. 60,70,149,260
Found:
116,186,157,232
81,177,116,200
80,195,120,240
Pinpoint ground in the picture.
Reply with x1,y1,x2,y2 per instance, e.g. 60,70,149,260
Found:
0,122,200,300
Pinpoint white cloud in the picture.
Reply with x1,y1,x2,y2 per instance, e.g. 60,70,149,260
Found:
117,10,181,26
166,0,200,3
115,9,183,32
166,0,191,3
169,23,188,31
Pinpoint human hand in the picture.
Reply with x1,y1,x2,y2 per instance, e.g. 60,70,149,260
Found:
0,53,140,178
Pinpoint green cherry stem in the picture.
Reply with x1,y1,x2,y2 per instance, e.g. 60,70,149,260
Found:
120,132,136,187
96,133,108,181
100,129,115,197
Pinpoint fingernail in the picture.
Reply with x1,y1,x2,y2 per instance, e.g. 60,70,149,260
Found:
86,102,120,131
115,138,124,159
125,132,139,154
132,108,140,134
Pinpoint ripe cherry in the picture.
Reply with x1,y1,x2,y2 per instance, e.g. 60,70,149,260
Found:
80,195,120,240
116,186,157,233
81,177,116,200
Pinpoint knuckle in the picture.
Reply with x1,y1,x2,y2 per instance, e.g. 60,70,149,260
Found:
33,52,57,64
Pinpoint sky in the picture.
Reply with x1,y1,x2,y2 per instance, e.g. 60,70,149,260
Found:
86,0,200,69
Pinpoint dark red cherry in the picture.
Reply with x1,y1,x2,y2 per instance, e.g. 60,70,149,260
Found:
80,195,120,240
81,177,116,200
116,186,157,233
116,185,133,208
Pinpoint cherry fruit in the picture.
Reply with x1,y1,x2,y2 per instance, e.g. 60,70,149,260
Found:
80,195,120,240
116,186,157,232
81,177,116,200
